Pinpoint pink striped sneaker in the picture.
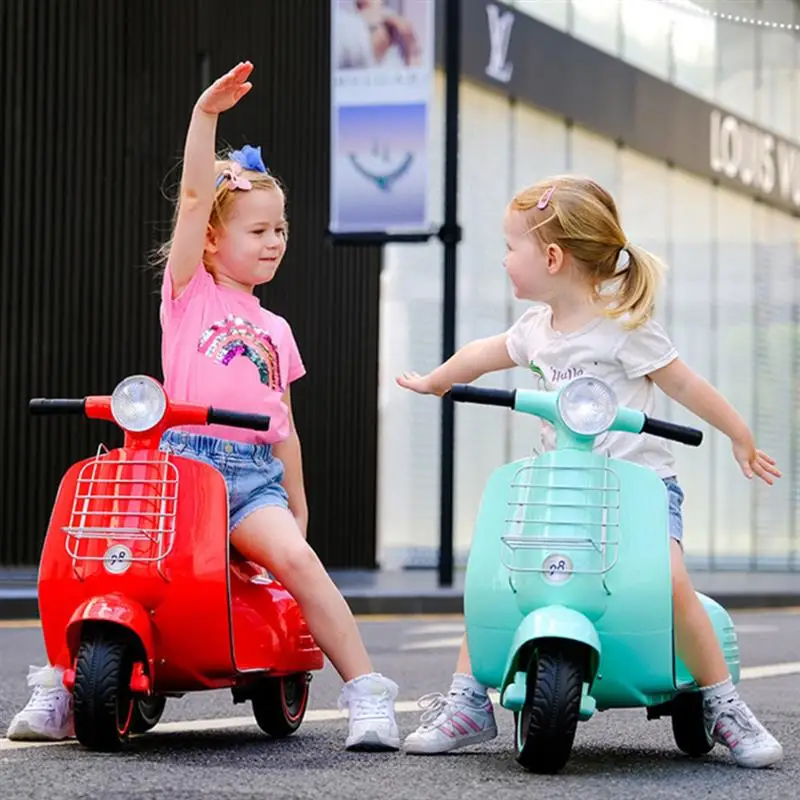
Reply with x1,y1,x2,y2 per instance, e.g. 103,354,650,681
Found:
403,690,498,754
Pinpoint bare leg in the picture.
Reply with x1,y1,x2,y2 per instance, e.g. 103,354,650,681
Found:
230,506,372,682
670,540,729,685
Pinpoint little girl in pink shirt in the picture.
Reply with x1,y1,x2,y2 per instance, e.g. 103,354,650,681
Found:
7,60,400,752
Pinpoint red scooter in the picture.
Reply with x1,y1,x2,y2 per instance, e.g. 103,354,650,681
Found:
31,374,324,751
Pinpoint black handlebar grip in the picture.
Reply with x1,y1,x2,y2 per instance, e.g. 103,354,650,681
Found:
207,407,271,431
448,384,516,408
642,416,703,447
29,398,86,415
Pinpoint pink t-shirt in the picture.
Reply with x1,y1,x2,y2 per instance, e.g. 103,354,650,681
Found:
159,263,305,444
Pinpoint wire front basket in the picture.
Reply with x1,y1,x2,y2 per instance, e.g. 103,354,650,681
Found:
501,461,621,580
63,445,179,579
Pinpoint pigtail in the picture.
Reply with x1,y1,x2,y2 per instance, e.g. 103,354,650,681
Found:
606,244,665,329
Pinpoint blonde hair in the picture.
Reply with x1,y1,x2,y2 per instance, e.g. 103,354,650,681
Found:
155,150,287,272
510,175,665,329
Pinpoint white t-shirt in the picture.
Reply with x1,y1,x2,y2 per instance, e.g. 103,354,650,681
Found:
505,306,679,478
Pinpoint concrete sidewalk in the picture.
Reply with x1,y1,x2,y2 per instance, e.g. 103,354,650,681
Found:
1,566,798,618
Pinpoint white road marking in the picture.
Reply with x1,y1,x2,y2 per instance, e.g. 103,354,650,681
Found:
401,636,465,651
2,662,798,754
407,623,466,636
739,661,800,680
401,625,779,651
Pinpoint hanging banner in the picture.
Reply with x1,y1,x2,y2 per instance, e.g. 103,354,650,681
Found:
330,0,436,235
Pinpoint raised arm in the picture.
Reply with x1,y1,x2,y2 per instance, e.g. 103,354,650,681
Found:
168,61,254,296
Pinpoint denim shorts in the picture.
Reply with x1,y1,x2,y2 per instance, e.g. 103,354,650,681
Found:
663,476,685,544
160,430,288,532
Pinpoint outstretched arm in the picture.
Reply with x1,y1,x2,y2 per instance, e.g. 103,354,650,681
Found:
168,61,254,296
650,358,781,484
396,334,515,396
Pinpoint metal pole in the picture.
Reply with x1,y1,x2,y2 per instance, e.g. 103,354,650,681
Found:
438,0,461,587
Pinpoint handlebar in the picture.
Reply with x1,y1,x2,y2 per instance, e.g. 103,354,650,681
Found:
447,383,703,447
448,384,516,407
29,398,86,414
207,407,271,431
641,416,703,447
29,397,271,432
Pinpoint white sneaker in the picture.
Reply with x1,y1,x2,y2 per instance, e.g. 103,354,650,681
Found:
338,673,400,751
403,689,498,754
6,665,74,741
706,697,783,769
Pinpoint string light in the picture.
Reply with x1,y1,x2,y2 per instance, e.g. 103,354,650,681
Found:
657,0,800,30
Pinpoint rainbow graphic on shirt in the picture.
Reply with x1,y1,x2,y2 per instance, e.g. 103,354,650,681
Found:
197,314,283,391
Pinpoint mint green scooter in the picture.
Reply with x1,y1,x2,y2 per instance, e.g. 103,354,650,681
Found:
451,376,740,774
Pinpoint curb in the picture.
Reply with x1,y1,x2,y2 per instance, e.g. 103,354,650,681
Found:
2,592,798,620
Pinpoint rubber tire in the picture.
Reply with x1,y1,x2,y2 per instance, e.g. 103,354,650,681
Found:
251,673,310,738
73,631,135,751
514,643,584,774
130,696,167,734
671,691,714,757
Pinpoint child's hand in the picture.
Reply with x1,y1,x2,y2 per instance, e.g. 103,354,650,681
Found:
732,435,781,484
396,371,445,396
197,61,254,115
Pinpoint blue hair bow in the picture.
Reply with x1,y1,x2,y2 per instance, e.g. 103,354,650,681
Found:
230,144,267,173
215,144,268,189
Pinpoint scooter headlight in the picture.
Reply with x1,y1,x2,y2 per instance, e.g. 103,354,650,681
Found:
557,376,618,437
110,376,167,432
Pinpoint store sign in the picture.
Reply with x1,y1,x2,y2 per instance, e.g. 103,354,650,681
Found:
709,110,800,207
485,3,515,84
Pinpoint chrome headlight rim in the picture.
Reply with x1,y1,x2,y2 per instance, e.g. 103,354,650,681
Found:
556,376,618,437
110,375,167,433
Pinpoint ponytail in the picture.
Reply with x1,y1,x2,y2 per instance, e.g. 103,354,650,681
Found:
605,243,665,330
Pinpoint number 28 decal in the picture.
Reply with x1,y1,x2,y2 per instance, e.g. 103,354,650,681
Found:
542,553,573,585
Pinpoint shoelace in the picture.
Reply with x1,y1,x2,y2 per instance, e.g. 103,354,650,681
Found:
416,692,465,728
24,685,64,714
339,689,393,718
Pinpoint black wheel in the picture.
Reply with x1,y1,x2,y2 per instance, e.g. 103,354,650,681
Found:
130,696,167,734
671,691,714,757
73,629,136,751
514,641,584,774
251,673,310,738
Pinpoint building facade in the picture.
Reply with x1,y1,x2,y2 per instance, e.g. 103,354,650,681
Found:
378,0,800,571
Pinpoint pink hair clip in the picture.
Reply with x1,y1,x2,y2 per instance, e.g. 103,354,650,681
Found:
216,166,253,191
536,185,555,209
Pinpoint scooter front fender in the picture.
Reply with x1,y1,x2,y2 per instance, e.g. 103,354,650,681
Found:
65,594,155,671
500,606,601,712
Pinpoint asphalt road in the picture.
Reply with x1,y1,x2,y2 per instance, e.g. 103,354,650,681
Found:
1,610,799,799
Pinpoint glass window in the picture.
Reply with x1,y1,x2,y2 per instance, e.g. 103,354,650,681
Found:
453,82,515,560
669,169,714,562
508,104,570,463
511,0,569,32
671,1,717,101
618,149,671,419
713,187,755,564
377,73,445,569
752,205,794,568
620,0,671,80
715,2,757,120
569,124,619,198
570,0,621,58
757,0,796,138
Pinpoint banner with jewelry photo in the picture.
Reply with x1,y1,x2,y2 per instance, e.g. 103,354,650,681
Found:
330,0,436,236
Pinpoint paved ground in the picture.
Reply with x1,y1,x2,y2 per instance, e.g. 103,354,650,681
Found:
1,610,799,799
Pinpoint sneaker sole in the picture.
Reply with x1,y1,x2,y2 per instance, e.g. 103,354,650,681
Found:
6,721,72,742
403,726,498,755
346,731,401,752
